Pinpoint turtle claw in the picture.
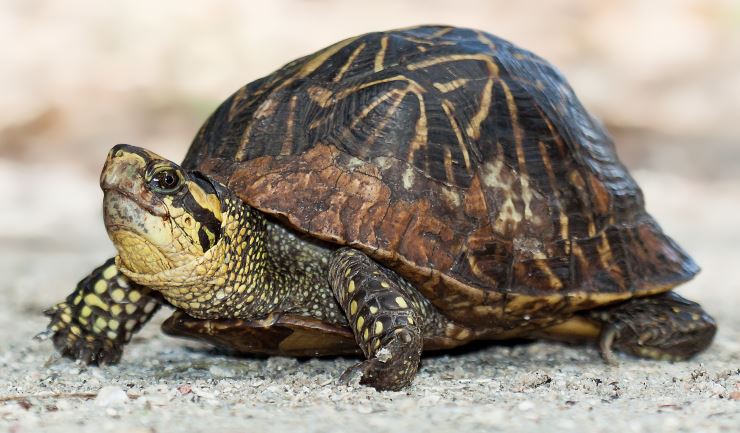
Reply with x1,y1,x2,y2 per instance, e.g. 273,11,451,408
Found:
42,303,123,366
339,357,407,391
51,325,123,366
34,328,53,342
338,359,374,387
598,323,621,366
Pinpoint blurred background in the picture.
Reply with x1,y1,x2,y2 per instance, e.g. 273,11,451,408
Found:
0,0,738,324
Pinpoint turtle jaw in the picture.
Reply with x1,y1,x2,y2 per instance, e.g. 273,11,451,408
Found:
103,190,174,274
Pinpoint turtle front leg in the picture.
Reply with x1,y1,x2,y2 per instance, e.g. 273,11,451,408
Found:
590,292,717,364
328,248,428,391
40,258,162,364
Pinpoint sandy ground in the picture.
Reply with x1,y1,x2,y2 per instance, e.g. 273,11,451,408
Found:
0,156,738,433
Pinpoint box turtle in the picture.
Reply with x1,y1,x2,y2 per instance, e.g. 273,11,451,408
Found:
41,25,716,390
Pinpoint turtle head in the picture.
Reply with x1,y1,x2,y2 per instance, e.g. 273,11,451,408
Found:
101,144,224,274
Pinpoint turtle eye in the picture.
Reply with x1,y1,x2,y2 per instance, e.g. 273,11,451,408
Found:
149,168,183,194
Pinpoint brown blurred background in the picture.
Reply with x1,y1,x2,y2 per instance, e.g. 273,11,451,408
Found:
0,0,739,317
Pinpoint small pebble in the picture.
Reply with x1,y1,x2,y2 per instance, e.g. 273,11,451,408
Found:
192,387,216,400
518,401,535,411
208,365,235,378
95,386,128,407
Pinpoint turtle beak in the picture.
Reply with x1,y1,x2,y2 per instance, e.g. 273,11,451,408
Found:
101,144,162,192
101,145,143,192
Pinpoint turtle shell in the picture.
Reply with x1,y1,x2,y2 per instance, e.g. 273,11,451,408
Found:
181,26,698,329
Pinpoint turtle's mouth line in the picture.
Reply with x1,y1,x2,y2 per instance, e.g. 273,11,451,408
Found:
102,186,169,218
105,224,145,234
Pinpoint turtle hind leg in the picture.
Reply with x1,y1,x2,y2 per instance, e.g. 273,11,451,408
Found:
589,292,717,364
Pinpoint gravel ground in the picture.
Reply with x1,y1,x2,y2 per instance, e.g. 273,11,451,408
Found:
1,162,738,433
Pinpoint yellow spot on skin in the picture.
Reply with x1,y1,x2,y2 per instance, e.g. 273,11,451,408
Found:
84,294,109,311
60,313,72,323
375,322,384,335
350,300,358,315
348,280,356,293
344,268,352,277
70,326,81,336
363,328,370,341
107,331,118,340
125,304,137,314
380,281,390,288
356,316,365,330
187,181,223,222
73,295,82,305
111,289,125,303
111,305,122,316
395,297,408,308
246,295,255,303
81,306,92,317
125,320,137,331
95,317,108,330
407,317,414,325
128,291,141,303
102,265,117,280
370,306,378,314
94,279,108,294
108,320,120,330
373,339,381,350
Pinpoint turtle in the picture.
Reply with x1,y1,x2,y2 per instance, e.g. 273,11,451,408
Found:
41,25,716,391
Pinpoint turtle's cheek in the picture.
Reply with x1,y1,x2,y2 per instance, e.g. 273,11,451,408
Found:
103,191,174,274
